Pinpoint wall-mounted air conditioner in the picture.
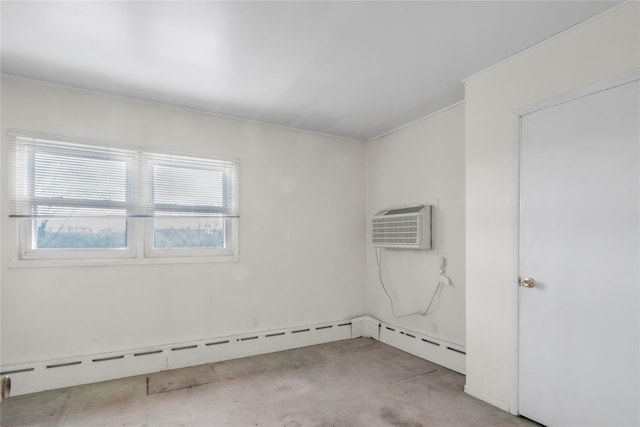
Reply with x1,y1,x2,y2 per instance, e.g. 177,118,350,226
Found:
371,205,432,250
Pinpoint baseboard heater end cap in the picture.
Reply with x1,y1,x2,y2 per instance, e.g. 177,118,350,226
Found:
350,315,380,340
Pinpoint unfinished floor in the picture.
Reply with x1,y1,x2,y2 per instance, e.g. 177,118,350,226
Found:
1,338,537,426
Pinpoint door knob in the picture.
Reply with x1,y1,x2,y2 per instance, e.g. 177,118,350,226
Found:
520,277,536,288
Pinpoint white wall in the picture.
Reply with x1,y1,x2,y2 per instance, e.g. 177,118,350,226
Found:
0,76,366,365
365,104,466,349
464,3,639,412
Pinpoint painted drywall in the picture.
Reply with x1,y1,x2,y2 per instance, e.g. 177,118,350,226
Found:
365,103,466,351
0,76,366,366
464,2,639,413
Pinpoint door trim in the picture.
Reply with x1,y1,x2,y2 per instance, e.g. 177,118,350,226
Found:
515,69,639,118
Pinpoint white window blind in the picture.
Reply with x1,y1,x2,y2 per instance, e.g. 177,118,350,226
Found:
9,134,134,218
8,132,239,219
144,152,239,218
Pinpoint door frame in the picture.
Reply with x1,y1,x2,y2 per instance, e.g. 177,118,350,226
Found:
512,69,640,415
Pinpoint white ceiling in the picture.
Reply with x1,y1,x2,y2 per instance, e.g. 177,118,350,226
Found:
1,1,621,141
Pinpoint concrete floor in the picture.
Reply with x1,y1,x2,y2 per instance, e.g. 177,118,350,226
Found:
0,338,538,426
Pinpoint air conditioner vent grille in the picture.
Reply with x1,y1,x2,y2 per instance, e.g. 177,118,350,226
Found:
371,205,431,249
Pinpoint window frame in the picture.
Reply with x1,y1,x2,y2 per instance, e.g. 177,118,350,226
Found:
142,150,239,259
9,131,240,264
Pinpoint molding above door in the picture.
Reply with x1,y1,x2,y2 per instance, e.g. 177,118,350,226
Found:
514,69,640,117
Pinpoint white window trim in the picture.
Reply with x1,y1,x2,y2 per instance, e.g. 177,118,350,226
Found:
8,131,240,266
9,251,240,268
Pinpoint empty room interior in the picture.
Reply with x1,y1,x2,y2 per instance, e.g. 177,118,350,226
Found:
0,1,639,426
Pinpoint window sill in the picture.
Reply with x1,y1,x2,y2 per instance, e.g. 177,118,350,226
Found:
7,253,239,269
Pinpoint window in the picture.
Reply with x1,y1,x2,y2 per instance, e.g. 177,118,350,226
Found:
143,151,238,257
8,132,239,262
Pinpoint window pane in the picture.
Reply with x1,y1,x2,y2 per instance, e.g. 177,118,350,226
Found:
153,217,225,249
34,151,127,202
33,218,127,249
153,164,224,207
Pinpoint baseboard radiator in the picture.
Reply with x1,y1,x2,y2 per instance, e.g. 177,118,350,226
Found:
0,316,465,396
377,321,465,374
1,320,354,396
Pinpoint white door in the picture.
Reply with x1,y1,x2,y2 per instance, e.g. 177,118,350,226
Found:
519,80,639,427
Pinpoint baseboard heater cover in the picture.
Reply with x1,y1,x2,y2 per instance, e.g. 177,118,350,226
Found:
1,319,353,397
378,321,466,374
1,316,466,396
